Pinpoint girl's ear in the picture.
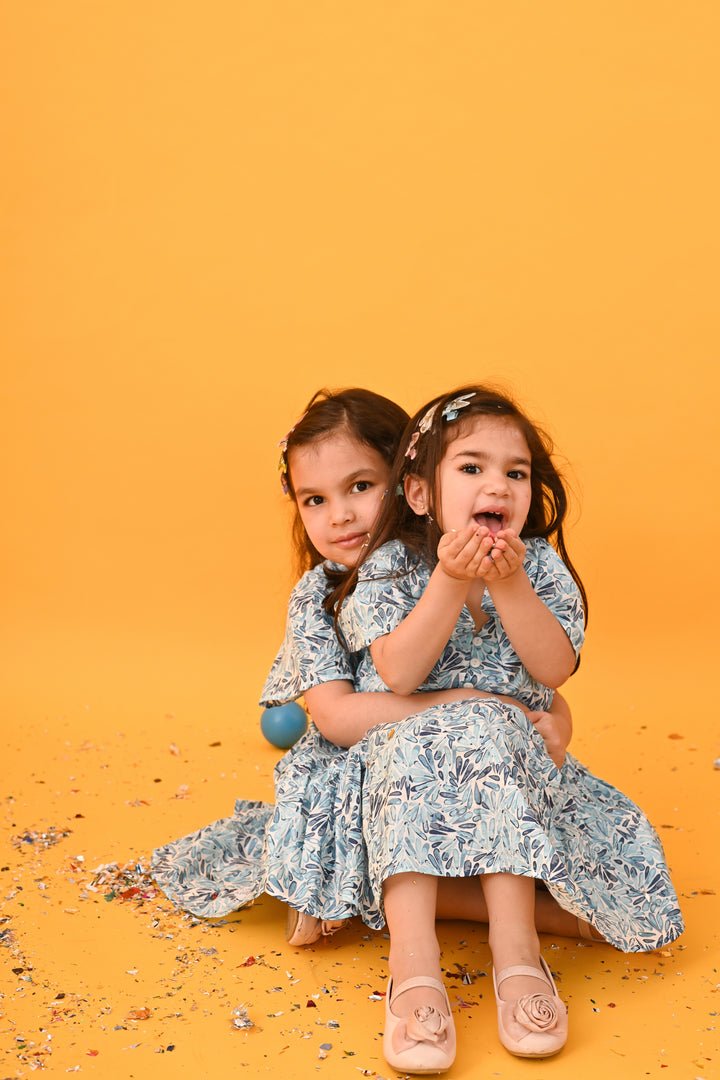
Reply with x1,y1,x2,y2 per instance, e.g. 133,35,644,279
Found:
404,474,431,517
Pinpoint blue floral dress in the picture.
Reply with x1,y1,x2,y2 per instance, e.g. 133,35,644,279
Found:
151,544,684,952
151,563,355,918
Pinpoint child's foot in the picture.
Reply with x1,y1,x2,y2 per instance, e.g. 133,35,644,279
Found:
285,906,349,946
492,955,567,1058
384,974,456,1073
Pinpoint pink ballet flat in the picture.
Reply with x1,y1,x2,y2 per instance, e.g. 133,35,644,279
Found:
383,975,456,1074
285,907,350,946
492,956,568,1058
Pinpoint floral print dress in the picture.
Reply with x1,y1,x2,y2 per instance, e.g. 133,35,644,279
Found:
152,544,684,952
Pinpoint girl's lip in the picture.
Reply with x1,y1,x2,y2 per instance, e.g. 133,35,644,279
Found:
335,532,365,547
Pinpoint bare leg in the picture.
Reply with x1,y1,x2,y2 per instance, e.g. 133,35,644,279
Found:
481,873,550,1000
435,877,489,922
436,876,602,940
383,872,446,1017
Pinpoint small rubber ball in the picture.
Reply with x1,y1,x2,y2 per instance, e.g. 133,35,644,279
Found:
260,703,308,749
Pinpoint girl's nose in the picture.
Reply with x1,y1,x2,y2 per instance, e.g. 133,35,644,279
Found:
482,470,508,495
329,500,353,524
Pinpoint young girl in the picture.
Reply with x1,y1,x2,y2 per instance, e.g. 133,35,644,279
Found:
152,388,573,942
333,386,683,1070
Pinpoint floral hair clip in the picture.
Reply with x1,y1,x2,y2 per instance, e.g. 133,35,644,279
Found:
277,412,308,494
442,392,476,422
404,392,476,460
277,440,291,494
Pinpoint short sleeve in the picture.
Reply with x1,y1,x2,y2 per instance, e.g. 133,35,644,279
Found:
259,565,356,707
338,541,427,652
526,539,585,657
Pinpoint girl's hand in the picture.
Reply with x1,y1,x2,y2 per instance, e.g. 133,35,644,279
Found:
437,526,494,581
527,709,567,769
478,529,526,583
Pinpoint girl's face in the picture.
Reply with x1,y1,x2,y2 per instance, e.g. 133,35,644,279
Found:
432,415,533,536
289,431,391,567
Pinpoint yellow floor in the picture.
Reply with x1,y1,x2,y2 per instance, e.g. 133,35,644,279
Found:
1,631,717,1079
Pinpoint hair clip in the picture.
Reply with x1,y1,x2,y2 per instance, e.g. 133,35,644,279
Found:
277,411,308,495
404,431,420,460
404,392,476,459
442,392,476,422
277,444,290,494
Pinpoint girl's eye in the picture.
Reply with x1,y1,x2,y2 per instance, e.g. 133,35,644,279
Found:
352,480,372,493
460,464,481,474
304,495,324,507
508,470,528,481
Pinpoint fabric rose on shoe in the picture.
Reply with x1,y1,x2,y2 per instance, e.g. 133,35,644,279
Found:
514,993,559,1032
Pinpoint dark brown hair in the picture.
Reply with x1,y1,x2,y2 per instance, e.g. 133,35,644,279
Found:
337,383,587,624
282,388,410,604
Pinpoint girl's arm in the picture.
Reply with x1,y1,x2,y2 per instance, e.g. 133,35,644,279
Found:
480,532,577,687
304,680,527,747
369,528,493,695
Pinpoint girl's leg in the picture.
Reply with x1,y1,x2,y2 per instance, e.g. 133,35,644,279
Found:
383,872,446,1016
482,872,568,1057
382,872,456,1071
436,877,600,939
481,873,551,999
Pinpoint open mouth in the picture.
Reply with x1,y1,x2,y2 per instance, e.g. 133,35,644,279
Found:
473,511,505,536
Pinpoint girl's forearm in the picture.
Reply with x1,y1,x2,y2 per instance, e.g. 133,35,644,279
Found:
305,680,563,749
487,572,576,687
369,566,470,694
304,681,490,747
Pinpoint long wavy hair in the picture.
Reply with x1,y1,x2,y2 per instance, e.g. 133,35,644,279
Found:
281,387,410,608
336,383,588,625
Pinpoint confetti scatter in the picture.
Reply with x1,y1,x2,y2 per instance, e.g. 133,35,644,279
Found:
89,860,159,902
125,1007,152,1021
12,825,71,851
231,1004,256,1031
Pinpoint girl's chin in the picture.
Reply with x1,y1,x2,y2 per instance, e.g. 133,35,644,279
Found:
324,550,358,568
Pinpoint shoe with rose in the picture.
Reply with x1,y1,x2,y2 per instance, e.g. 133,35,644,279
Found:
492,955,567,1057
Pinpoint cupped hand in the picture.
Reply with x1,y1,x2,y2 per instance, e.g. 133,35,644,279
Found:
437,526,494,581
478,529,526,583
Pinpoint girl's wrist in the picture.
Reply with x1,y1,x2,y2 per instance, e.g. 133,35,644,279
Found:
434,563,474,589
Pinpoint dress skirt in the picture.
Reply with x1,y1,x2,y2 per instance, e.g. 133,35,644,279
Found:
152,698,683,952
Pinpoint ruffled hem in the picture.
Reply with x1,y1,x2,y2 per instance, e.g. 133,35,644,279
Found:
152,704,684,952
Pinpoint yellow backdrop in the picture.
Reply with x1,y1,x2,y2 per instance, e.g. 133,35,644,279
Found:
4,2,718,719
2,3,718,1076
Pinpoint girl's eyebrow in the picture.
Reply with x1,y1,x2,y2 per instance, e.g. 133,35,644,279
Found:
452,448,532,468
294,467,382,498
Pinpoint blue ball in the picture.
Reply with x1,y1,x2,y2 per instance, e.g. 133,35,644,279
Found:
260,702,308,749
